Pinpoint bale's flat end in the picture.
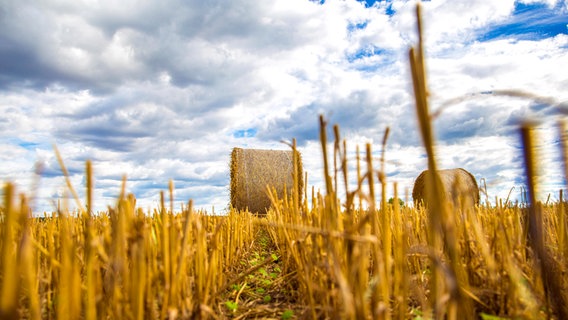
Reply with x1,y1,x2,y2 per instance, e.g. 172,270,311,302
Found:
230,148,303,214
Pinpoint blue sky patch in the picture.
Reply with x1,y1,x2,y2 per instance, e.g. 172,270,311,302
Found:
233,128,257,138
312,0,397,15
346,45,395,72
478,2,568,41
18,141,40,149
358,0,378,8
384,2,396,16
8,138,42,150
357,0,396,15
347,45,389,63
348,20,368,33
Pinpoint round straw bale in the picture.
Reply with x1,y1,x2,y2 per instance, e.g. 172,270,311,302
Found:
412,168,479,208
230,148,303,214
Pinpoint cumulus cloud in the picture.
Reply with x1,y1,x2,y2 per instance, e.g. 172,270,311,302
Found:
0,0,566,213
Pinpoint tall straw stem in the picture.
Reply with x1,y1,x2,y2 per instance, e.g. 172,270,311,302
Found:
391,182,408,320
291,138,301,217
0,183,19,320
168,181,177,309
84,160,97,320
342,140,349,206
334,125,340,201
129,202,147,320
56,208,81,320
409,3,472,318
320,115,334,197
558,121,568,260
172,200,193,305
520,123,568,319
357,145,363,211
365,143,382,317
53,144,84,213
320,116,338,230
334,125,349,212
408,17,444,320
379,127,392,320
18,195,40,320
159,190,171,320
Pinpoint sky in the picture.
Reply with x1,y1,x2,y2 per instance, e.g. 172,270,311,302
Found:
0,0,567,214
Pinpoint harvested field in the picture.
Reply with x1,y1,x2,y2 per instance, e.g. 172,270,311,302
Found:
2,125,568,319
2,4,567,320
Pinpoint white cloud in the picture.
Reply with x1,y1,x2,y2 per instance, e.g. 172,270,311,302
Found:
0,0,566,212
